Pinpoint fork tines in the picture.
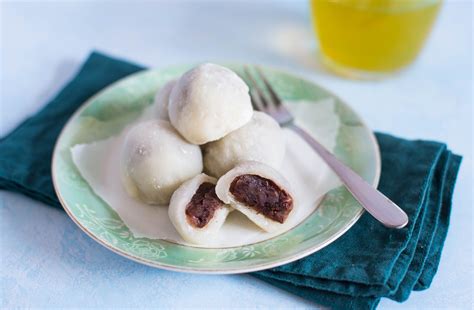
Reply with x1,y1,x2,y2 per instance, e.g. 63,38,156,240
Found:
242,66,294,126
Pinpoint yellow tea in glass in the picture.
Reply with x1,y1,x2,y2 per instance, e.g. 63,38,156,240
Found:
310,0,441,78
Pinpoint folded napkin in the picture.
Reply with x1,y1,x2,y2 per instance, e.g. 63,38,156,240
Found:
0,52,462,309
255,138,460,309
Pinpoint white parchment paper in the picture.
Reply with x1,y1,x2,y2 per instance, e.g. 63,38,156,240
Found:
71,99,341,247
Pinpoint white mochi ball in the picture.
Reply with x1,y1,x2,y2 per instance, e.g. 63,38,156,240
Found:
203,111,286,177
153,79,176,121
168,63,253,145
120,120,203,205
168,173,232,245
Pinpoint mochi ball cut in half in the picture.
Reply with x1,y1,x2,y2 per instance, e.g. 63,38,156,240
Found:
168,63,253,145
216,161,295,233
169,173,232,245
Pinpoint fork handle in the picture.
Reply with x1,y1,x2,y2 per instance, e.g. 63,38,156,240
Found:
288,124,408,229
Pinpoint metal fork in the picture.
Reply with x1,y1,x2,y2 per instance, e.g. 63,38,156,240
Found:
243,66,408,229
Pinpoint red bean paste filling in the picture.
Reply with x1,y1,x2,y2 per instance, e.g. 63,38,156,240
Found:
229,174,293,224
185,182,224,228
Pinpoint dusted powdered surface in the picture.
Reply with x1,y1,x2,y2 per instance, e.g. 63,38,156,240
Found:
185,182,223,228
230,174,293,223
168,63,253,144
120,120,203,205
203,111,285,177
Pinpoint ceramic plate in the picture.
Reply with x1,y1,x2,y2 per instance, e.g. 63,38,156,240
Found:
52,64,380,274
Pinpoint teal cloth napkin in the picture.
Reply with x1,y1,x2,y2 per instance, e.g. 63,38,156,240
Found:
0,52,462,310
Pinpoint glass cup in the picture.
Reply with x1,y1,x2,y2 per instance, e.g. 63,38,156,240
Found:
310,0,442,79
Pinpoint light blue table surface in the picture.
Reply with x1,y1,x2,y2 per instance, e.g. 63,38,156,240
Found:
1,1,472,308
